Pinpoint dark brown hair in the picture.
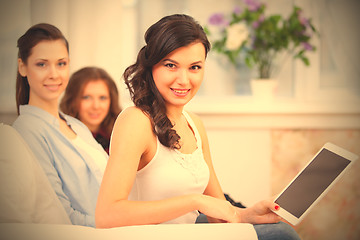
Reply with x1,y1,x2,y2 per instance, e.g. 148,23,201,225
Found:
16,23,69,115
123,14,211,149
60,67,122,136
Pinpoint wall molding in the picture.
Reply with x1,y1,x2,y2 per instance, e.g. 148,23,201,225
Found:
186,96,360,129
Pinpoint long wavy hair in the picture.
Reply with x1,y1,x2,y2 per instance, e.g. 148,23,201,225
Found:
60,67,122,136
123,14,211,149
16,23,69,115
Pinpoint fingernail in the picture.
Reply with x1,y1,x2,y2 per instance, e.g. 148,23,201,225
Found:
275,205,280,210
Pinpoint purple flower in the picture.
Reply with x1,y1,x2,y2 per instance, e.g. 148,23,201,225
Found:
252,21,260,28
299,16,308,26
297,10,309,26
208,13,227,25
233,6,242,15
244,0,262,12
252,15,264,29
244,0,256,5
248,4,259,12
258,15,265,23
302,42,313,51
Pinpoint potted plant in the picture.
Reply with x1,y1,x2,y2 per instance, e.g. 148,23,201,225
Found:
205,0,318,99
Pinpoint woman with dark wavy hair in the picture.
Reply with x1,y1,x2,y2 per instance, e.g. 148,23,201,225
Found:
60,67,122,153
96,14,300,240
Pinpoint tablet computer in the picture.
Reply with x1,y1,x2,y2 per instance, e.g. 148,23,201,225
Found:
273,142,358,225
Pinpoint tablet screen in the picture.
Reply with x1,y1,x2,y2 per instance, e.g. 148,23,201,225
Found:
275,148,351,218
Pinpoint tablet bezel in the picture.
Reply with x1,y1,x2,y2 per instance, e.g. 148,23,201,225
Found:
273,142,358,225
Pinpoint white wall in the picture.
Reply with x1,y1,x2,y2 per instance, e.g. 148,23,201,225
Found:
207,129,271,206
0,0,136,114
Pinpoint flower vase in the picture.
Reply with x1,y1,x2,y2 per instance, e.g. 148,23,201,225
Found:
250,78,278,102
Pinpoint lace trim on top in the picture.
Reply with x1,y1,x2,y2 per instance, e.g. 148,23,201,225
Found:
172,111,205,183
172,148,205,183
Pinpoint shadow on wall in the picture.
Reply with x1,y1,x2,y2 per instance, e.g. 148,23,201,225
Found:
0,113,17,125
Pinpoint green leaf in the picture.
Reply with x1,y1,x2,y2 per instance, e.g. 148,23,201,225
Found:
302,57,310,66
204,26,210,35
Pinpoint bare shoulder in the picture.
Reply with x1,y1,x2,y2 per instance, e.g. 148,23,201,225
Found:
111,106,154,155
113,106,153,138
118,106,149,120
115,106,151,127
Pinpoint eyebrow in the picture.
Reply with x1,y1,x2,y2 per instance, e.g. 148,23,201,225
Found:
35,57,68,61
191,60,204,65
162,59,204,65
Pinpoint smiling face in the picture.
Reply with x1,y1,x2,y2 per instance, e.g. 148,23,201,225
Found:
18,39,69,109
78,80,111,132
152,42,206,110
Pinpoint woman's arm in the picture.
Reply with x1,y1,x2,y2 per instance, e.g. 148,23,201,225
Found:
95,107,202,228
188,112,282,224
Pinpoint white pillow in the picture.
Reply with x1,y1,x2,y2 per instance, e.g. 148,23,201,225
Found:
0,123,71,224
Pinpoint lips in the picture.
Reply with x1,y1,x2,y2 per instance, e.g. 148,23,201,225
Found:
44,83,62,91
171,88,190,97
88,113,102,119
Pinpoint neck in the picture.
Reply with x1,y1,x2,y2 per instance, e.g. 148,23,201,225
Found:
87,124,100,133
166,105,184,124
28,98,60,119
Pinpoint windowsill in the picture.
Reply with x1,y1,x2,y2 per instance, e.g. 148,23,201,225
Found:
186,96,360,114
185,96,360,129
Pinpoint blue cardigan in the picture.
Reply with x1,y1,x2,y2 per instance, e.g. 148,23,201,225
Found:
13,105,108,227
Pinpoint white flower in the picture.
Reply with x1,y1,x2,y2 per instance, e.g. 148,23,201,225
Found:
225,23,249,50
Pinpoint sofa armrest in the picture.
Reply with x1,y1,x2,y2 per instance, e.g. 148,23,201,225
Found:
0,223,258,240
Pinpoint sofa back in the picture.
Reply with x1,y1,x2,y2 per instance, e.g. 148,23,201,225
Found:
0,123,71,224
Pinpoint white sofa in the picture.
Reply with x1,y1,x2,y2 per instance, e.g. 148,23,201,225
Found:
0,123,258,240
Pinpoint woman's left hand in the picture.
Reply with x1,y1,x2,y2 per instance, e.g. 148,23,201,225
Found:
236,199,282,224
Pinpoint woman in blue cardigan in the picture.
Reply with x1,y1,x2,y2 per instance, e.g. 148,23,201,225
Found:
13,23,108,227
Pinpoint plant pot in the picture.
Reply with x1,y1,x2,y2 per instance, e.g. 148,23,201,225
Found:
250,78,278,101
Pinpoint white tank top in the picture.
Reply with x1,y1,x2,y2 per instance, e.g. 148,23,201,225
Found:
128,111,210,224
71,135,108,173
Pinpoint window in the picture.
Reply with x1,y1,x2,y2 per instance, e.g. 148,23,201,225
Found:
295,0,360,103
137,0,360,109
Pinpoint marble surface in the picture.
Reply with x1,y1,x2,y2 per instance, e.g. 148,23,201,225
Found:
271,130,360,240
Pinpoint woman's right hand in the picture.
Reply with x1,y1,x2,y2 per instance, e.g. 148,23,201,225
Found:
196,194,239,223
238,199,282,224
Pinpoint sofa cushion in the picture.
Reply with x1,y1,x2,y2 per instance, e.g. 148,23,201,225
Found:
0,123,71,224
